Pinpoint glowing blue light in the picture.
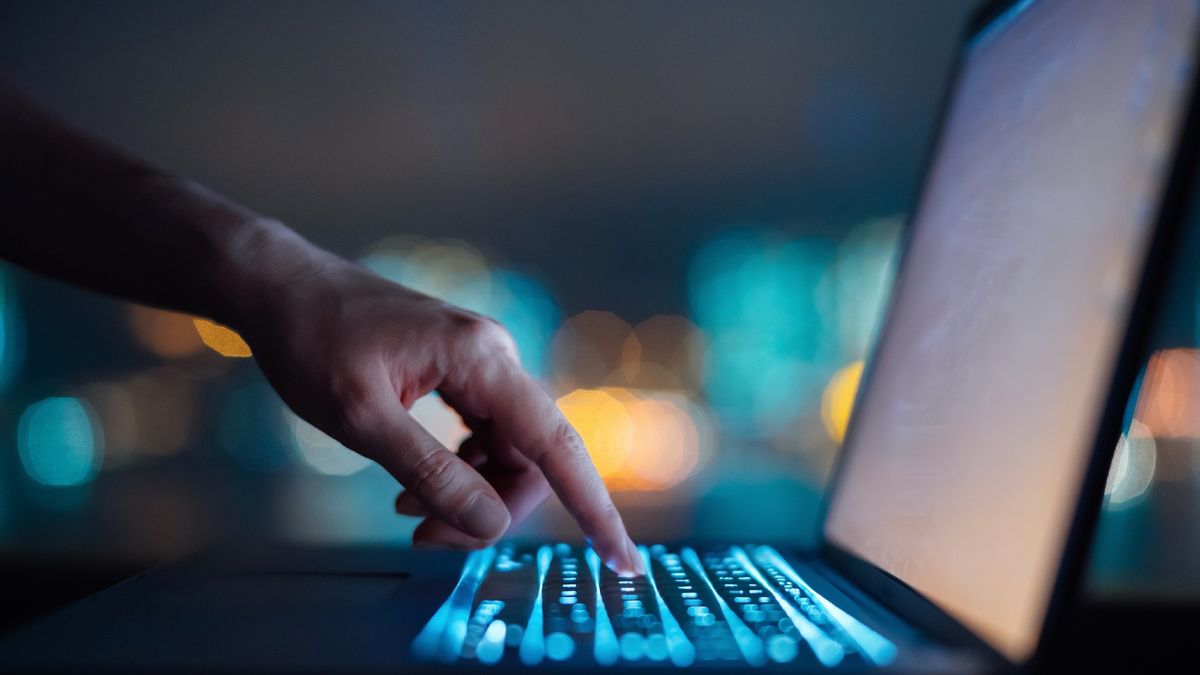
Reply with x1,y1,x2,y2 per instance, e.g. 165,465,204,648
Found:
730,546,843,667
681,547,766,666
411,547,496,662
545,632,575,661
476,620,507,664
585,547,620,666
619,632,646,661
17,397,102,487
754,546,896,665
766,634,799,663
638,546,695,667
518,545,554,665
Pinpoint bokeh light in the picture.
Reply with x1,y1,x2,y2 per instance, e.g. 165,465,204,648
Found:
96,369,196,460
689,230,838,440
127,304,206,358
17,397,103,487
74,381,140,467
1105,420,1157,508
0,266,26,393
620,315,708,391
1133,348,1200,438
193,318,253,357
285,409,372,476
485,270,561,378
555,388,633,480
551,311,635,392
362,237,560,376
555,387,713,491
362,236,493,311
821,360,865,445
409,393,471,450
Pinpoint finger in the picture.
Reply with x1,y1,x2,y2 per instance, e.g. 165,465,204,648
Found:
341,385,512,542
413,470,551,547
395,433,488,516
463,366,642,576
412,519,492,550
394,491,428,516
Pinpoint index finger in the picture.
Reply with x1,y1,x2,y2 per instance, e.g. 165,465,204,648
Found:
477,366,644,577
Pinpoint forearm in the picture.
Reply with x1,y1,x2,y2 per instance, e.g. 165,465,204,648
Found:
0,84,330,329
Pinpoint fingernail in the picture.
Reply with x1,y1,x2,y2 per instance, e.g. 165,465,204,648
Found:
459,493,510,540
612,537,644,578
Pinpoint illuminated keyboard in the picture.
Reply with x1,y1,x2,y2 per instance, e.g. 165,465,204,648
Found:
412,543,897,668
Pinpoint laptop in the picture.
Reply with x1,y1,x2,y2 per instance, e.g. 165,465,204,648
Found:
1,0,1198,672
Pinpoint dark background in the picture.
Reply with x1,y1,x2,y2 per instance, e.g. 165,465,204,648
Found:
0,0,1197,638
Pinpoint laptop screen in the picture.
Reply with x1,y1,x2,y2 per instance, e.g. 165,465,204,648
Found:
824,0,1198,662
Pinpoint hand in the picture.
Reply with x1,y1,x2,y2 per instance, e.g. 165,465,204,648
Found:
232,231,644,576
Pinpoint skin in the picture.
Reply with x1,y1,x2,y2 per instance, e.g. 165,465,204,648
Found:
0,83,644,576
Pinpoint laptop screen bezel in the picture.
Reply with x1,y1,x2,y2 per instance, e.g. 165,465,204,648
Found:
813,0,1200,666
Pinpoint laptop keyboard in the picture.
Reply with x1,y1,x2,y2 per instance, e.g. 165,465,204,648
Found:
413,543,897,668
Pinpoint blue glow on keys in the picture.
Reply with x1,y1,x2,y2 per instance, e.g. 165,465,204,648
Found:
585,547,621,666
730,546,844,667
638,546,696,667
518,545,554,665
411,547,496,662
681,547,767,666
753,546,897,666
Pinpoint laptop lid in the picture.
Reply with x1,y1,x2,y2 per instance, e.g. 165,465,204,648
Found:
819,0,1200,666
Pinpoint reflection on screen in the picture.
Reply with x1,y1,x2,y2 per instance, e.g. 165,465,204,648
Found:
824,0,1197,661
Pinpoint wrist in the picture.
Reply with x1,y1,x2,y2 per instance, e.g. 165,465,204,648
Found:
209,216,343,332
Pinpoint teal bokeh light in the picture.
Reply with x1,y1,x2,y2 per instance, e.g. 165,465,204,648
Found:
688,231,838,437
17,397,103,487
361,243,560,378
483,270,561,378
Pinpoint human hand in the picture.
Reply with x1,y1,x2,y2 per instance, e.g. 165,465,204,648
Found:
230,229,644,576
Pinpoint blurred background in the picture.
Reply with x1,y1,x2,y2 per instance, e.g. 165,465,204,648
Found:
0,0,1197,627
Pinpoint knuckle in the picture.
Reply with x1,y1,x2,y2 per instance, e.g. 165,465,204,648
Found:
452,313,517,359
536,422,587,470
329,372,374,433
407,450,458,497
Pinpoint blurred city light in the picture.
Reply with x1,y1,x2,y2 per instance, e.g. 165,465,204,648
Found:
484,270,561,378
1105,420,1157,509
410,393,471,450
127,304,207,358
821,360,865,445
689,231,838,440
1133,348,1200,438
17,396,103,487
361,236,492,312
556,387,713,491
74,380,140,467
620,315,708,391
193,318,253,357
362,237,560,377
285,409,372,476
555,388,633,481
552,311,636,392
106,369,196,459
